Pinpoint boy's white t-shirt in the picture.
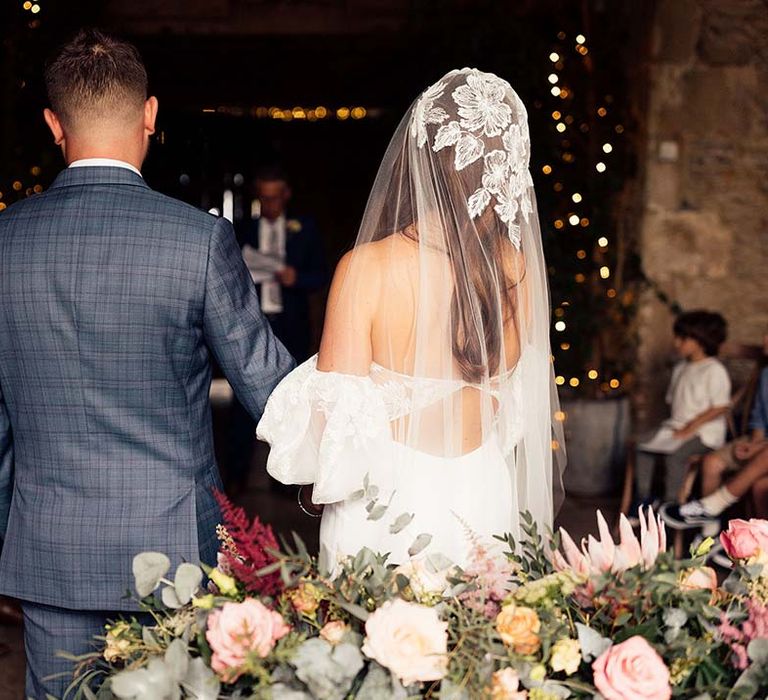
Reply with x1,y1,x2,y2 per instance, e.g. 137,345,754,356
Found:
663,357,731,448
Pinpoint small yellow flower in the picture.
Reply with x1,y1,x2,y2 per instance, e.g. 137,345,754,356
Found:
103,621,135,663
496,604,541,655
549,638,581,675
286,219,303,233
192,594,216,609
209,568,238,597
529,664,547,682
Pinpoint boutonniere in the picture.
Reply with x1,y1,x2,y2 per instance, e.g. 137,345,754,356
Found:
286,219,302,233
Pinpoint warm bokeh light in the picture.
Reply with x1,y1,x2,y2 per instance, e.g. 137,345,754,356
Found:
551,86,561,97
542,165,552,175
556,122,566,132
598,237,608,247
555,321,566,332
336,107,350,120
576,249,586,259
549,52,560,62
603,143,613,153
569,377,580,387
571,192,582,203
555,375,565,386
588,370,599,380
610,379,621,389
568,214,580,226
596,162,607,172
600,266,610,279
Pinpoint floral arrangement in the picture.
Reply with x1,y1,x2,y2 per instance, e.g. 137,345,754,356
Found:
66,496,768,699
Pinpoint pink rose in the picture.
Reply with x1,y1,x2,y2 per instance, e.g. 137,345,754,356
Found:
489,668,528,699
361,599,448,687
720,519,768,560
206,599,290,681
592,636,671,700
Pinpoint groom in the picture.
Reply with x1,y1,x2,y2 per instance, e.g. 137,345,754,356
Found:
0,29,294,698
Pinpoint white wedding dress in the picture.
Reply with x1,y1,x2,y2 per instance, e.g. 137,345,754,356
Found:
256,68,564,571
257,355,526,570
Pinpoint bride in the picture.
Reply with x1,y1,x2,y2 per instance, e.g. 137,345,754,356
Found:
257,68,565,570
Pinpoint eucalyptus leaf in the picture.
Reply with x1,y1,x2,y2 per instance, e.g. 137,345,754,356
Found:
132,552,171,598
173,563,203,605
181,657,221,700
424,552,454,573
748,638,768,663
576,623,611,662
408,533,432,557
164,639,189,682
367,505,389,521
141,627,158,647
389,512,414,534
162,585,183,609
349,489,366,501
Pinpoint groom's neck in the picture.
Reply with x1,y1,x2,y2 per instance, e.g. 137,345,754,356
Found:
62,128,146,172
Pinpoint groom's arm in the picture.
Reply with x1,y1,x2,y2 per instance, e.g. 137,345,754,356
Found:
0,383,13,540
203,217,296,420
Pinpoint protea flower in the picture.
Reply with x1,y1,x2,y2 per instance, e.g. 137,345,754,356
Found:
552,507,667,577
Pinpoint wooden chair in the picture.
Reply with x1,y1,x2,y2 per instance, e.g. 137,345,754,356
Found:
618,343,764,544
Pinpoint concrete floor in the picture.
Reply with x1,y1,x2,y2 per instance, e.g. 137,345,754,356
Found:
0,406,621,698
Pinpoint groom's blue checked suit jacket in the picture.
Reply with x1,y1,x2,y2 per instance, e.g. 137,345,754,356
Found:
0,166,295,610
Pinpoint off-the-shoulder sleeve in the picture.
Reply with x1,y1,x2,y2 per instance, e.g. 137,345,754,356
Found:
256,356,392,504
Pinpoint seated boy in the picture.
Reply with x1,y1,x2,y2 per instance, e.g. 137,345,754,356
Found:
632,311,731,515
661,329,768,529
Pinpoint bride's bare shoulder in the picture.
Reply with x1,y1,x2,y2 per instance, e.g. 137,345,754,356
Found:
334,235,414,279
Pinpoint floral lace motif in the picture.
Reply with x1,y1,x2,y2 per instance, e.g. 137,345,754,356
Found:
410,70,533,249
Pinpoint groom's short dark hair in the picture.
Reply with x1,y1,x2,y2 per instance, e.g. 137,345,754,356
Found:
45,28,148,129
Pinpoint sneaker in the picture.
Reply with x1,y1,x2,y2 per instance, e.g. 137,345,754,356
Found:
659,500,720,530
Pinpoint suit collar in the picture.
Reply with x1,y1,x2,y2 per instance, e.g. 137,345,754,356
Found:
49,165,150,190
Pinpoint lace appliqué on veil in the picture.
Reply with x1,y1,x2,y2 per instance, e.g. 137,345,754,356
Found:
411,71,533,250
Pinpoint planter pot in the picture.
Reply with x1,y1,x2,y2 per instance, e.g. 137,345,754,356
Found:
561,396,631,497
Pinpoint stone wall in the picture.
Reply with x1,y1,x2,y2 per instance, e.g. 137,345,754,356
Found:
636,0,768,429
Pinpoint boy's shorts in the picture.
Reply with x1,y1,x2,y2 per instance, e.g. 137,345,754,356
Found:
712,436,768,470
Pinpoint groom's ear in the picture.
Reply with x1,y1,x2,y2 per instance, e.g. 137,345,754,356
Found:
143,96,158,136
43,108,64,146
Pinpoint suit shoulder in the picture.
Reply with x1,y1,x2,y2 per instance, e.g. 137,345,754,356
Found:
142,189,220,230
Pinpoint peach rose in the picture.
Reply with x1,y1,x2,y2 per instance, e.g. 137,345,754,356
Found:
206,599,290,681
679,566,718,594
721,519,768,561
592,636,671,700
496,604,541,655
319,620,349,645
361,599,448,687
489,668,528,699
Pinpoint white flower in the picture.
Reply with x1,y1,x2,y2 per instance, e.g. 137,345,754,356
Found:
550,638,581,676
362,599,448,687
502,124,529,171
395,558,453,601
467,188,492,219
454,133,485,170
452,72,512,137
411,81,449,149
432,121,462,152
481,150,509,194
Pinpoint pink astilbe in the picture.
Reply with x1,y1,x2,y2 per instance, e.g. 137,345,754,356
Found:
718,600,768,670
552,508,667,577
214,490,283,597
459,539,516,619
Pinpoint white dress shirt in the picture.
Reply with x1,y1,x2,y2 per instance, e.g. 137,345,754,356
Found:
257,215,286,314
69,158,142,177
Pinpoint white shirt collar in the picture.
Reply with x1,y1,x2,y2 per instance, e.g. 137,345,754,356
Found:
68,158,142,177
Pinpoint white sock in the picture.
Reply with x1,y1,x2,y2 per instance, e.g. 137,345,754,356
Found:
699,486,739,516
